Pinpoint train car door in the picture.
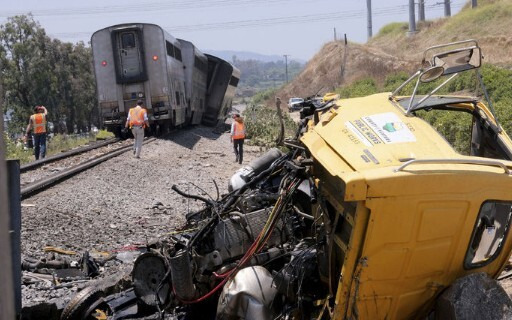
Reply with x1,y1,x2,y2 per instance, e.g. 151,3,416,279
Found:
112,29,147,84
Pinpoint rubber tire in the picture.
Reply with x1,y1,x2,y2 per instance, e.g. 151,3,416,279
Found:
60,285,106,320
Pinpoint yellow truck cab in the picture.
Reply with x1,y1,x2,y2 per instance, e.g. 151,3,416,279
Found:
301,40,512,319
62,40,512,320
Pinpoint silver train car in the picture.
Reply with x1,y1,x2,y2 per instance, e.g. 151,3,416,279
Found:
91,23,239,134
202,54,241,126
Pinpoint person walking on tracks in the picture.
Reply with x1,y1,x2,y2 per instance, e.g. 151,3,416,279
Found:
125,99,150,159
231,114,246,164
25,105,48,160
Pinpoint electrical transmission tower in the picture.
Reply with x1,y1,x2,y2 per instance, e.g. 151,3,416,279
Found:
367,0,372,39
408,0,417,35
444,0,451,16
419,0,425,21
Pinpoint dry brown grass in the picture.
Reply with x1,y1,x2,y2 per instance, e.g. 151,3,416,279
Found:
275,42,416,105
368,0,512,64
271,0,512,106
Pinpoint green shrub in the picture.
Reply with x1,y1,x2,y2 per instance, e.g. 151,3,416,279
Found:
46,134,90,154
383,72,411,92
95,129,115,140
243,104,298,147
252,88,278,105
495,98,512,135
375,22,408,38
416,109,473,154
3,131,115,164
337,78,378,98
3,132,33,163
334,64,512,154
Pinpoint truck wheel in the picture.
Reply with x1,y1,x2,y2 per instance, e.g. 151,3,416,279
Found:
434,272,512,320
61,286,105,320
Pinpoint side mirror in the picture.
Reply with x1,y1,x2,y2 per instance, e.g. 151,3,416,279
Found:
419,66,445,83
432,46,482,76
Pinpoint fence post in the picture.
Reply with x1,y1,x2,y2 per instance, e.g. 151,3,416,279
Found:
7,160,21,317
0,84,16,320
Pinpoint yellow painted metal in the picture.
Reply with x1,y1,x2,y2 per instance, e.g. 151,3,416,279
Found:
331,202,370,320
301,92,512,319
350,172,512,319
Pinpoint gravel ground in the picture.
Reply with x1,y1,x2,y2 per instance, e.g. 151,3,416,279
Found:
19,110,512,316
20,120,262,315
20,139,133,186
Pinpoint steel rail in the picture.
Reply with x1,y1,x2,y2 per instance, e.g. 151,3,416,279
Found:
21,138,156,199
20,138,120,173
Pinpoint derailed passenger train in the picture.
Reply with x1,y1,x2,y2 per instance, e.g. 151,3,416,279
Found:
91,23,240,135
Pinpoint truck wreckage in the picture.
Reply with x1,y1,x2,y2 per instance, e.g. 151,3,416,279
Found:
62,40,512,319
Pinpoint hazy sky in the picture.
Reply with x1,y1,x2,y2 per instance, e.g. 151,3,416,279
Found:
0,0,465,61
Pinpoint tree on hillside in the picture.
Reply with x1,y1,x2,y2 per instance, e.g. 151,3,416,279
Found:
234,59,304,92
0,15,97,135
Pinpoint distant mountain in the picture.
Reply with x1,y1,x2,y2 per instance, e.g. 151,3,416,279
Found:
203,49,306,64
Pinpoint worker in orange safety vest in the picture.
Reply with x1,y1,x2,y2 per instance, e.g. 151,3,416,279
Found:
125,99,150,159
230,114,246,164
25,105,48,160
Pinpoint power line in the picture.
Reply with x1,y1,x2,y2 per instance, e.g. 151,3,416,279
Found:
0,0,319,18
49,1,465,39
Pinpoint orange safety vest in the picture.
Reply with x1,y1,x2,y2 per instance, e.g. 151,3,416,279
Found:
31,113,47,134
233,122,246,139
128,107,147,128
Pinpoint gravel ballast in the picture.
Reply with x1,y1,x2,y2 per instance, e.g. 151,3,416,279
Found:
20,123,262,316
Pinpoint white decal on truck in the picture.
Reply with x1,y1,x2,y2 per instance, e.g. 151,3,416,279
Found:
362,112,416,144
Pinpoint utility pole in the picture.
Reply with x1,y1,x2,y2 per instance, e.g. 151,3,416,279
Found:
408,0,417,36
334,27,337,41
367,0,372,40
283,54,290,84
444,0,451,17
472,0,477,8
419,0,425,21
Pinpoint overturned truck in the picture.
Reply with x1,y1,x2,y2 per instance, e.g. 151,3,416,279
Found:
65,40,512,319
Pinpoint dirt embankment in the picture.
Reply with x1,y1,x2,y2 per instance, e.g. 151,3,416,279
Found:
274,0,512,104
277,41,416,101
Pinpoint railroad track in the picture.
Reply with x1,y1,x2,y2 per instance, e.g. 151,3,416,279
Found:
20,138,120,173
21,138,156,199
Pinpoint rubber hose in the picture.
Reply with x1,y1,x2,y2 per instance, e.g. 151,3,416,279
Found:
170,250,196,300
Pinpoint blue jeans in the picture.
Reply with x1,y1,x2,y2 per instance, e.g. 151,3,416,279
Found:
33,133,47,160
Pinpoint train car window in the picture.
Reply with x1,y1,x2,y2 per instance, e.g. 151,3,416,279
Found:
465,201,512,269
121,33,136,49
175,92,180,106
175,48,182,61
229,76,239,87
166,41,175,58
195,57,207,73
